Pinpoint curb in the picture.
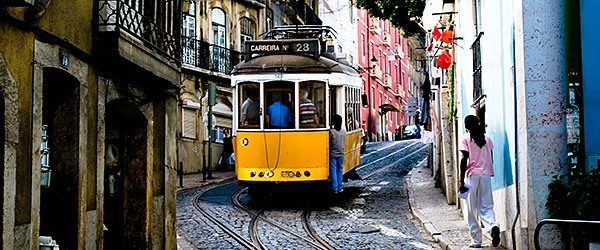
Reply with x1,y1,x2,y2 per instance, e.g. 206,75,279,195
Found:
176,174,237,193
406,161,458,250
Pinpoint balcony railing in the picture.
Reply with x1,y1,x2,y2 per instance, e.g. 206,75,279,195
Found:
97,0,181,64
182,36,242,75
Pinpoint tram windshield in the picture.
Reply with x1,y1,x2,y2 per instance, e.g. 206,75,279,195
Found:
265,81,295,129
238,80,327,130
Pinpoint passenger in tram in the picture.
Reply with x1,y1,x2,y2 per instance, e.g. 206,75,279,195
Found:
241,88,260,126
300,89,318,127
266,92,291,129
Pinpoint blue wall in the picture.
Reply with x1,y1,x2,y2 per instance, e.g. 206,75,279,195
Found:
581,0,600,169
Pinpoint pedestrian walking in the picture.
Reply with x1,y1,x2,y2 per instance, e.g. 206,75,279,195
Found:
459,115,500,248
329,114,346,193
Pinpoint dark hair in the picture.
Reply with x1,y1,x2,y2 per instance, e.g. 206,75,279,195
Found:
464,115,486,148
332,114,343,131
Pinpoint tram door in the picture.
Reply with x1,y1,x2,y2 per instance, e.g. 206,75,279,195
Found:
329,87,337,126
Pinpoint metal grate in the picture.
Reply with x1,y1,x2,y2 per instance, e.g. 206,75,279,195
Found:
182,36,242,74
97,0,181,64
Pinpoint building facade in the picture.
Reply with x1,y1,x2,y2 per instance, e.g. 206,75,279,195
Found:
356,9,410,142
1,0,180,248
423,0,598,248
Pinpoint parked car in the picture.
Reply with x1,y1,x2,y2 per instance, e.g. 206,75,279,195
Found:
403,125,421,139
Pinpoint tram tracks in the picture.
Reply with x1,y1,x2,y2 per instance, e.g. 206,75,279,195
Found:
191,183,336,250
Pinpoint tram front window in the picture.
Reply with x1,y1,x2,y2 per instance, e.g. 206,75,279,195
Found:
265,81,294,129
299,81,325,128
239,83,260,128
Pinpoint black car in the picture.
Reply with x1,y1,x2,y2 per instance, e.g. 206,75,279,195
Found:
403,125,421,139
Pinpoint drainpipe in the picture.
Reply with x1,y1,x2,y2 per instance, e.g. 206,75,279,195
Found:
511,27,520,250
367,15,372,141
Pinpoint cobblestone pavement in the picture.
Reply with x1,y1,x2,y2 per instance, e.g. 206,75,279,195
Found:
176,140,440,249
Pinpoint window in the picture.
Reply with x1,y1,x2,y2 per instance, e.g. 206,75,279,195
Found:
212,8,226,72
361,33,366,56
212,8,226,47
182,106,197,139
240,17,255,51
238,82,260,129
266,8,273,32
265,81,295,129
299,81,326,128
182,2,196,65
345,87,360,131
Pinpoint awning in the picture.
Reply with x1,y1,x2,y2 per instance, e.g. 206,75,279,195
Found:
379,103,400,113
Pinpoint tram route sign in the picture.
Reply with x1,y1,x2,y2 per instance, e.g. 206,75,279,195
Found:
245,39,320,57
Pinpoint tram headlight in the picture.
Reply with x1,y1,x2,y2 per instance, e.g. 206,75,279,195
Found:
266,171,274,178
250,171,256,177
258,171,265,177
304,171,311,177
295,171,301,178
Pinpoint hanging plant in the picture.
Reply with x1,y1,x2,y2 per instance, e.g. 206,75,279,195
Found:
355,0,426,37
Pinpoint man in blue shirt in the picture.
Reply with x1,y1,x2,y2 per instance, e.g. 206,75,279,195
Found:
266,92,291,129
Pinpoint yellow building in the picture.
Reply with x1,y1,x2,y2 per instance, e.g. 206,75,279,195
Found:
0,0,180,248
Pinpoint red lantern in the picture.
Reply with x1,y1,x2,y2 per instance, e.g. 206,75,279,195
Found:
441,30,454,44
437,51,452,69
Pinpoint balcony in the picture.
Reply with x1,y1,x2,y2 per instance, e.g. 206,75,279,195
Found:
97,0,180,64
369,61,382,79
182,36,242,75
382,32,391,48
369,21,380,35
394,44,404,59
96,0,181,85
382,74,392,89
294,1,322,25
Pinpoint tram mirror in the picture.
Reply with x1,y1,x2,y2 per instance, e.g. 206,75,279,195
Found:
361,93,368,108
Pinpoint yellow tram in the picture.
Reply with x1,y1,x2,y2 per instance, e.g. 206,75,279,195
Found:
231,26,363,191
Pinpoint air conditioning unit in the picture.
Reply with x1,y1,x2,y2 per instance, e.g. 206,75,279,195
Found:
182,99,201,110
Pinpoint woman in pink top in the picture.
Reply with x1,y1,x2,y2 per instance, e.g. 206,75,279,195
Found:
459,115,500,248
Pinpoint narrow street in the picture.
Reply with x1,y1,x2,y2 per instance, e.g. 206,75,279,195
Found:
176,140,439,249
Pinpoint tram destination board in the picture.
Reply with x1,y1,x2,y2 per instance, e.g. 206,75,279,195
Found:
245,39,320,57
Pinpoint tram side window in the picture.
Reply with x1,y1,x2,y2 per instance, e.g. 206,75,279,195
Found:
239,83,260,128
264,81,295,129
345,87,360,131
299,81,325,128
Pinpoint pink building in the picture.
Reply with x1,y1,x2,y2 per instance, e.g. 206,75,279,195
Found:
356,9,409,141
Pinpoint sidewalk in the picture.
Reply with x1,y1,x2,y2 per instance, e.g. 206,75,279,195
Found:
407,161,503,250
176,169,237,193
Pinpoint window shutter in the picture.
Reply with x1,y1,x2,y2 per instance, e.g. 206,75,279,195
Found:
182,108,197,139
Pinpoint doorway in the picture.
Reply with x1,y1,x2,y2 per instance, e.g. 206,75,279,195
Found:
104,99,148,249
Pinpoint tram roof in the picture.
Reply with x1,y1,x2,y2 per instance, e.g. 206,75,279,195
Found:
231,54,359,77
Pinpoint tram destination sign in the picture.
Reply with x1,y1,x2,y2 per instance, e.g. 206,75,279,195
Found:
245,39,319,56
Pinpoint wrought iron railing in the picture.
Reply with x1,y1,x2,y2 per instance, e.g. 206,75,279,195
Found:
181,36,242,75
97,0,181,64
471,32,483,101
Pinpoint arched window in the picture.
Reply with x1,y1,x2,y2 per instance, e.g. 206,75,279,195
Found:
239,17,255,51
212,8,226,47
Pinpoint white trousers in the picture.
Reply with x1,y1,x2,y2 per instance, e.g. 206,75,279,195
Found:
466,175,499,244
